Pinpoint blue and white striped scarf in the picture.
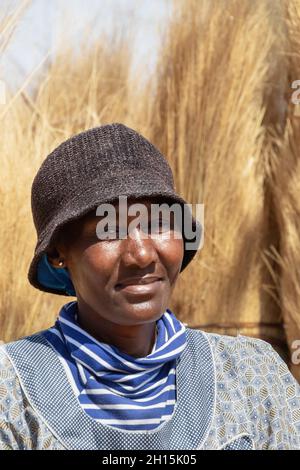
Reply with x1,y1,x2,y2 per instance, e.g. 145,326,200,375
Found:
43,301,187,431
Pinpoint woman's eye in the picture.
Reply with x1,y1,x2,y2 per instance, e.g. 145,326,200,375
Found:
102,227,120,239
85,226,121,241
85,230,97,239
148,219,172,233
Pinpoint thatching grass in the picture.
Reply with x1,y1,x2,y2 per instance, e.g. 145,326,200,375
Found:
0,1,140,340
262,0,300,381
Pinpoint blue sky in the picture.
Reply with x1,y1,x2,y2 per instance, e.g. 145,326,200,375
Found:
1,0,173,93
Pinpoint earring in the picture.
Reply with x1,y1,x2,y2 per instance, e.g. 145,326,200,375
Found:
58,260,64,267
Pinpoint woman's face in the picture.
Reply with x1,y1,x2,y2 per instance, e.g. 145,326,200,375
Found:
51,197,184,326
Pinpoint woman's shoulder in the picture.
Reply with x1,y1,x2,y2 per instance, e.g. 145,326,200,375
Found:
191,328,284,364
188,328,299,389
0,342,20,388
0,339,33,408
0,329,54,398
0,343,30,449
200,328,275,350
0,335,66,450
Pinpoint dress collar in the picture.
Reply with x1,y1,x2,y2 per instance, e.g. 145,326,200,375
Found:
55,301,187,381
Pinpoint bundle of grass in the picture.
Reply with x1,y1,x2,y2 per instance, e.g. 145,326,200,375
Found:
147,0,290,363
263,0,300,382
0,5,138,342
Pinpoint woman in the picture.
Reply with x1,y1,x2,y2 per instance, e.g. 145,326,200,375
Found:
1,123,300,450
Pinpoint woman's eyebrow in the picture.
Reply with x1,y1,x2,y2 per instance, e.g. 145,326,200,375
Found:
85,205,155,224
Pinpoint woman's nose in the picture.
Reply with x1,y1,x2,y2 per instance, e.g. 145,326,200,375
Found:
120,226,158,267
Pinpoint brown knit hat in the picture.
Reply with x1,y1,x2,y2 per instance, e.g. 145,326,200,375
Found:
28,123,202,296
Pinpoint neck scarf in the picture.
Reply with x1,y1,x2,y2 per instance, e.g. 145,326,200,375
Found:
43,301,187,431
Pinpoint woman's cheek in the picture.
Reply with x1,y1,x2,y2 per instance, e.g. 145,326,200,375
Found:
155,233,184,267
81,241,120,276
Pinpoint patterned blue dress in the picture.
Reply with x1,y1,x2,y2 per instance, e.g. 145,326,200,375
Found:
0,327,300,450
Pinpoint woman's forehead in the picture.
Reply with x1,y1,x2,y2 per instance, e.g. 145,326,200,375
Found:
84,196,171,220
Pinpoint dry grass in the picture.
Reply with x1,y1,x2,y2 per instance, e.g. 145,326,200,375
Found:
0,2,140,341
262,0,300,381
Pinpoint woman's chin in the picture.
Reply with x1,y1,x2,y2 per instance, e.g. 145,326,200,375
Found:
116,302,166,325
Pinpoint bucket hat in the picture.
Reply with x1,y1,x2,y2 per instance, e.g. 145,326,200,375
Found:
28,123,202,296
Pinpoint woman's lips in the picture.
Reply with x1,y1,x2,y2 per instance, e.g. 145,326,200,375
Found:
115,277,164,295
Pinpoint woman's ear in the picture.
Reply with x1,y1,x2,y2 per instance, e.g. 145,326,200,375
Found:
47,246,62,268
47,234,67,268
